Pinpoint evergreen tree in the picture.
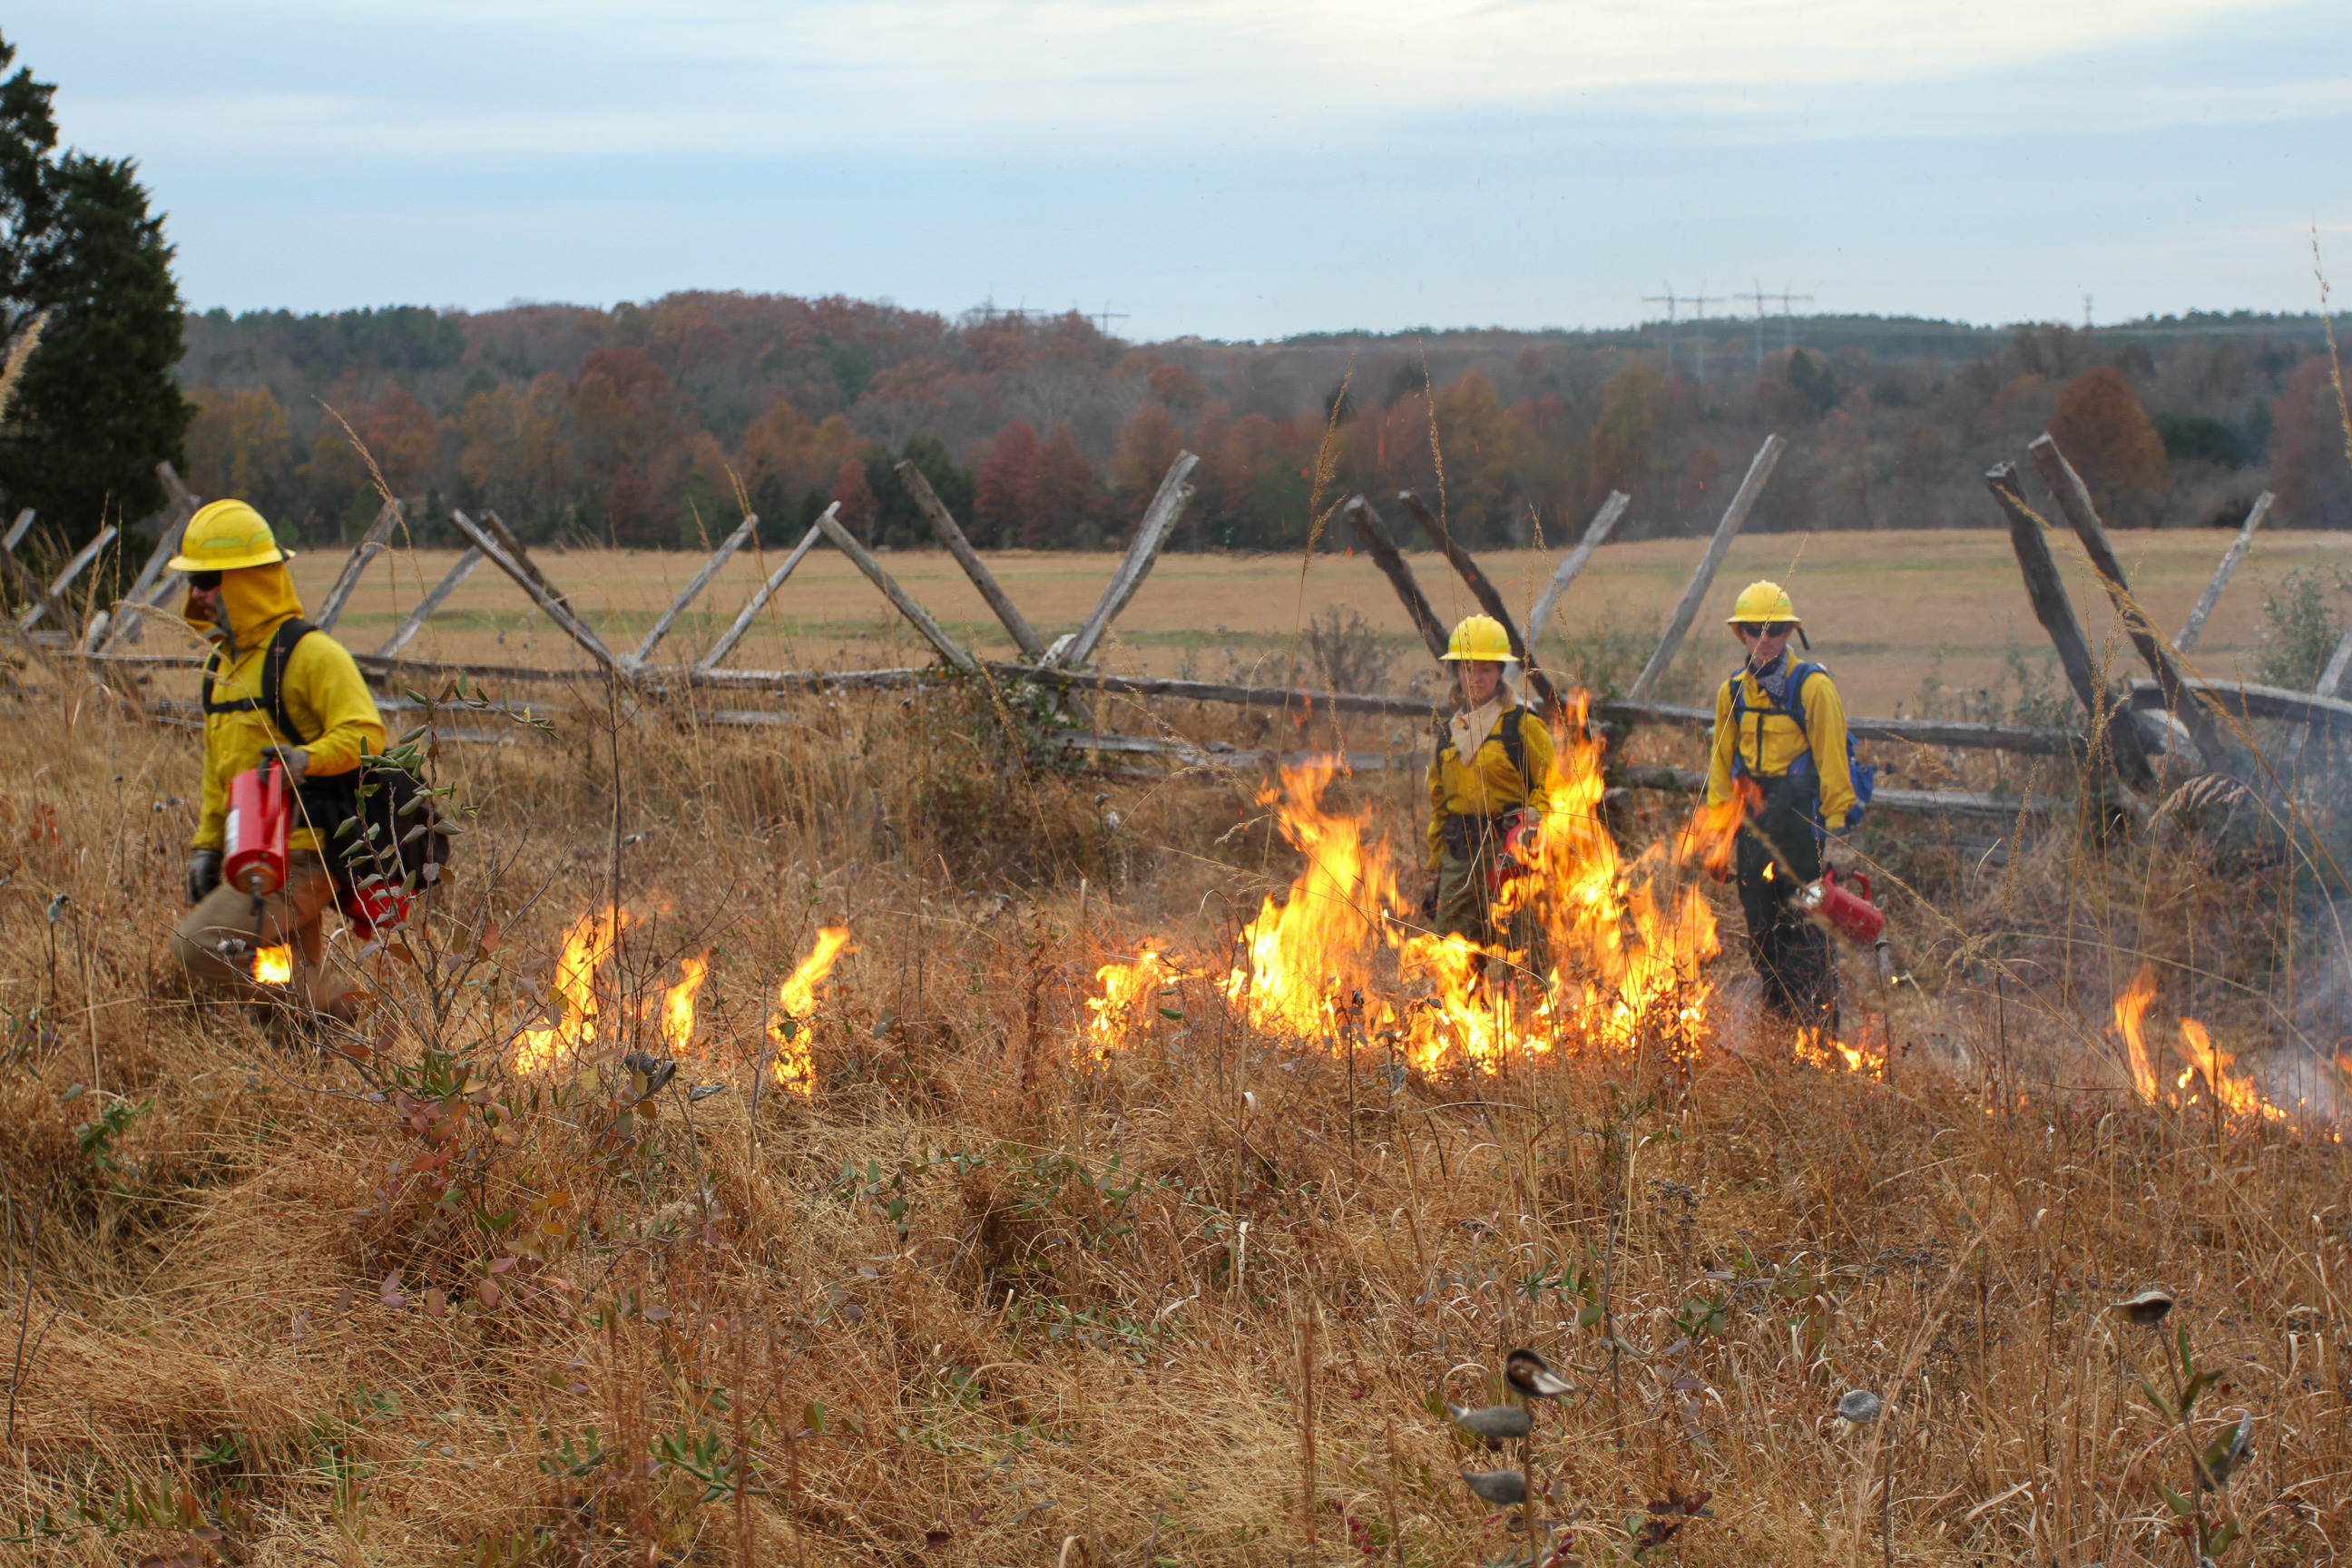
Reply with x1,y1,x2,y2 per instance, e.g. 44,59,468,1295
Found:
0,32,190,542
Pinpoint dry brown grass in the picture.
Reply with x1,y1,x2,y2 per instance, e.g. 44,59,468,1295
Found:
284,527,2352,716
0,638,2344,1568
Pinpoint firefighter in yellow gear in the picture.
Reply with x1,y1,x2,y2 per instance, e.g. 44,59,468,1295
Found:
1704,581,1860,1033
169,501,385,1022
1423,613,1553,946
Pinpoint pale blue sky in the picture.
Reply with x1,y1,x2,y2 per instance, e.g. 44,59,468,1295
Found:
15,1,2351,339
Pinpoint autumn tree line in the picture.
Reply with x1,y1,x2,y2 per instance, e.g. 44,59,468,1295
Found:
163,295,2350,564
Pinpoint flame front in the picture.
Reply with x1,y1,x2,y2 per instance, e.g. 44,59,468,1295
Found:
516,910,623,1073
1086,949,1171,1063
2113,962,2161,1102
1220,760,1396,1036
769,926,852,1093
2109,966,2286,1122
1095,694,1731,1074
253,945,292,985
662,953,709,1054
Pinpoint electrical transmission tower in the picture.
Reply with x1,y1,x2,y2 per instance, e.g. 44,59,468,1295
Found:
1642,284,1679,371
1642,283,1726,385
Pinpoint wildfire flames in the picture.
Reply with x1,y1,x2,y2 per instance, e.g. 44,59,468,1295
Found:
662,954,709,1053
769,926,853,1093
1094,693,1747,1074
515,909,625,1073
2112,962,2287,1123
253,945,292,985
511,914,852,1093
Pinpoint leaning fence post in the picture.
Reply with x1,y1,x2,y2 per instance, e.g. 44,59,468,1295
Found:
102,470,201,650
377,544,485,659
630,513,760,668
447,509,618,674
2175,491,2272,652
815,509,977,673
1345,495,1451,662
1524,491,1631,656
698,514,829,672
1627,435,1784,704
478,509,579,618
18,524,115,630
1394,489,1560,714
897,461,1045,661
0,533,78,640
2027,434,2230,769
315,499,404,633
1984,462,2155,789
1054,452,1199,668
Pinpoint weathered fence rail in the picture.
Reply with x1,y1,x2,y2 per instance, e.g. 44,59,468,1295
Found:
17,429,2319,825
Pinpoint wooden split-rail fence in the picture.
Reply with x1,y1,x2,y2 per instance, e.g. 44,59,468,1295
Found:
0,436,2322,832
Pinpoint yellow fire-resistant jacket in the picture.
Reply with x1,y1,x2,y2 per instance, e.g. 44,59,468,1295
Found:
1704,662,1857,828
1426,706,1554,871
189,562,385,853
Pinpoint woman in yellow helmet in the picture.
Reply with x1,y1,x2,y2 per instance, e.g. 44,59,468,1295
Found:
1423,613,1553,948
1703,580,1858,1034
167,500,386,1023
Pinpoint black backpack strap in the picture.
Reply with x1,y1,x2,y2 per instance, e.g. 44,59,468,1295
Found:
259,619,318,744
1499,704,1527,791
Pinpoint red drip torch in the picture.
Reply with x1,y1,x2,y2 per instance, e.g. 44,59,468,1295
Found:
1485,811,1540,897
1795,869,1900,984
223,760,291,897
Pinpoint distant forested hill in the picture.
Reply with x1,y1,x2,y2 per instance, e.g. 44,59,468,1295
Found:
173,297,2348,552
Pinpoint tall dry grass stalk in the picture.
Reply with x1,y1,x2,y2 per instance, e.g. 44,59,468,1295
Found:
0,631,2342,1565
0,309,51,428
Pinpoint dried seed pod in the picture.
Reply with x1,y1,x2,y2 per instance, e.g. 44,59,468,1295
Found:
1447,1402,1533,1443
1458,1469,1528,1507
1836,1389,1884,1424
1505,1348,1576,1399
2112,1288,2176,1327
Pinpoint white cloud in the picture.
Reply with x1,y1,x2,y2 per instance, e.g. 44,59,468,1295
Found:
44,0,2345,163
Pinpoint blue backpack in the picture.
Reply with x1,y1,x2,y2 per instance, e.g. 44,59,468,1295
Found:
1728,661,1874,829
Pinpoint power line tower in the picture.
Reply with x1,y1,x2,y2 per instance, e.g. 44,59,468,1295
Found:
1641,283,1679,370
1735,282,1818,368
1685,283,1724,387
1089,300,1130,337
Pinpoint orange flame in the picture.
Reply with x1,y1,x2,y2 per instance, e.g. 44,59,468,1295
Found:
516,910,625,1073
1090,692,1726,1074
769,926,852,1093
2113,962,2161,1102
253,945,292,985
1085,949,1171,1063
2177,1017,2284,1122
1221,760,1396,1036
662,954,709,1054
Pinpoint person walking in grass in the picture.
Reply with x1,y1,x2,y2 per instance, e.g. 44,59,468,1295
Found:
170,500,384,1023
1705,581,1865,1036
1422,613,1553,950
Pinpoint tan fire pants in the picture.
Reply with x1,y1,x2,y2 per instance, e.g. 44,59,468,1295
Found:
172,850,360,1023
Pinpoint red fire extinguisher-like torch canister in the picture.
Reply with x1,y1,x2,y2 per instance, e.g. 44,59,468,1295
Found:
1794,869,1884,947
223,762,291,897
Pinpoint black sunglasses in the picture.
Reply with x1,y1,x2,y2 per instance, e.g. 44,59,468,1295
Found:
188,571,222,590
1738,621,1791,638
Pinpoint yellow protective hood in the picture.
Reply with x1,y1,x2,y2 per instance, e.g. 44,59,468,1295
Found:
187,561,304,655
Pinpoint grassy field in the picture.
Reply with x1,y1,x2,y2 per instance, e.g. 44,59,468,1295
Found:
264,526,2352,717
4,524,2347,1563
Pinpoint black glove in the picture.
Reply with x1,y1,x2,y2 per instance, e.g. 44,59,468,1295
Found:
185,848,221,904
1416,877,1439,922
258,744,309,782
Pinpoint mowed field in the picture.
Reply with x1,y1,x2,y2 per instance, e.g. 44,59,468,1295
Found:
261,525,2352,717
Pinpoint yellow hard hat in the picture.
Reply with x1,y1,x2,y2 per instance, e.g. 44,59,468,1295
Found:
1726,580,1799,626
1443,613,1513,662
168,500,294,573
